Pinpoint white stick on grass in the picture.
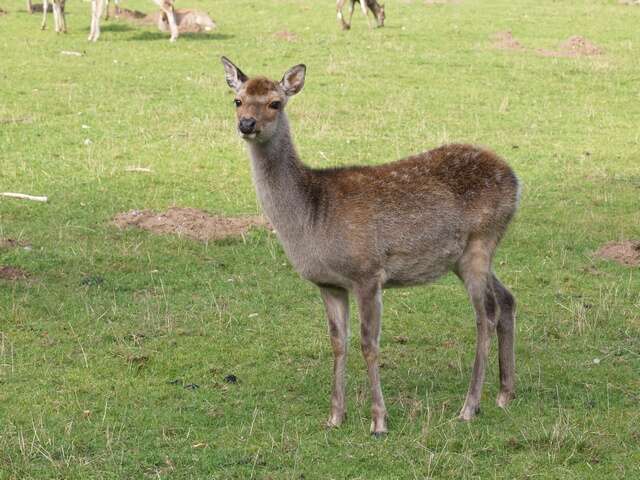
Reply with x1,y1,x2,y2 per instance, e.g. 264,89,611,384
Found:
1,192,48,202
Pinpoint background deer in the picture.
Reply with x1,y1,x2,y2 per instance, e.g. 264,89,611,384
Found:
34,0,179,41
220,57,519,435
88,0,179,41
337,0,385,30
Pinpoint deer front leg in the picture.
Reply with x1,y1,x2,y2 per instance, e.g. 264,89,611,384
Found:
336,0,348,30
40,0,49,30
88,0,102,41
320,286,350,428
359,0,373,29
355,281,387,436
154,0,179,41
27,0,33,14
346,0,357,29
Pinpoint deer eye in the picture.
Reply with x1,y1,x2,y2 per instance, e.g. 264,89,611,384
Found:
234,99,242,107
268,101,282,110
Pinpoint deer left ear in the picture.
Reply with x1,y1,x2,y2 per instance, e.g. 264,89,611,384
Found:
280,64,306,97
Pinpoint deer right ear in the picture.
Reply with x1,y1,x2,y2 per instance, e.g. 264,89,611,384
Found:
221,56,248,92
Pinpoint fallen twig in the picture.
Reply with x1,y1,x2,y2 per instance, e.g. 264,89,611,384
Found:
1,192,48,202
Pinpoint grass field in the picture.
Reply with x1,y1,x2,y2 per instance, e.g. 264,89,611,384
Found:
1,0,640,478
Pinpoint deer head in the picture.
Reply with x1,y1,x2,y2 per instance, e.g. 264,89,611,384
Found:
221,57,306,143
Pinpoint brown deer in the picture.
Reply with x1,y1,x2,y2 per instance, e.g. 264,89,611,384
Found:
336,0,385,30
220,57,519,436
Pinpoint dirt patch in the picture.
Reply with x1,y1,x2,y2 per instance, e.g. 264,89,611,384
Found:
619,0,640,5
491,31,523,51
0,238,30,249
593,241,640,267
274,30,297,42
0,8,7,15
113,208,269,242
0,266,29,281
537,36,603,57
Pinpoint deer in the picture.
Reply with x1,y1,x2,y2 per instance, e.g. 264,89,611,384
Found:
336,0,385,30
220,57,519,436
88,0,179,41
34,0,179,41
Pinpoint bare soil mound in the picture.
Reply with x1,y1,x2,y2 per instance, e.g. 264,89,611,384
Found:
0,266,29,281
113,208,269,242
274,30,297,42
491,31,523,51
538,36,603,57
594,241,640,267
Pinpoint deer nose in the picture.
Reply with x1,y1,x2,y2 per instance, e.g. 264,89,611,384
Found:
238,117,257,134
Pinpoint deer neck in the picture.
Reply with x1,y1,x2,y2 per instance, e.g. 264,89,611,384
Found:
246,114,313,239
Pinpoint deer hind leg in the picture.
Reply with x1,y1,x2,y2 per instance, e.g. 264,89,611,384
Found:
27,0,33,14
355,280,387,436
40,0,49,30
456,236,495,421
492,273,516,408
320,286,350,428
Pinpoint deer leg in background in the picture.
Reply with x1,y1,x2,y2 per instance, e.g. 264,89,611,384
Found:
154,0,179,41
320,286,350,428
359,0,372,29
355,280,387,436
40,0,48,29
88,0,105,41
53,0,66,33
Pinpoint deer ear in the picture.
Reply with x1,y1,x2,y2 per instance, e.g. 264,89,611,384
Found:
280,64,306,97
221,56,248,92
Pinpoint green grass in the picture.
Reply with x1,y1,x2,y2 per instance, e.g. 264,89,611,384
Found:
1,0,640,478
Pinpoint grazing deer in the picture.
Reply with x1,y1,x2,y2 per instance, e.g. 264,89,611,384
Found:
88,0,179,41
220,57,519,435
336,0,385,30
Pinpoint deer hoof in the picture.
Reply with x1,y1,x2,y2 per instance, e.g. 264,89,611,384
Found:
458,405,480,421
325,412,345,428
496,390,515,408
